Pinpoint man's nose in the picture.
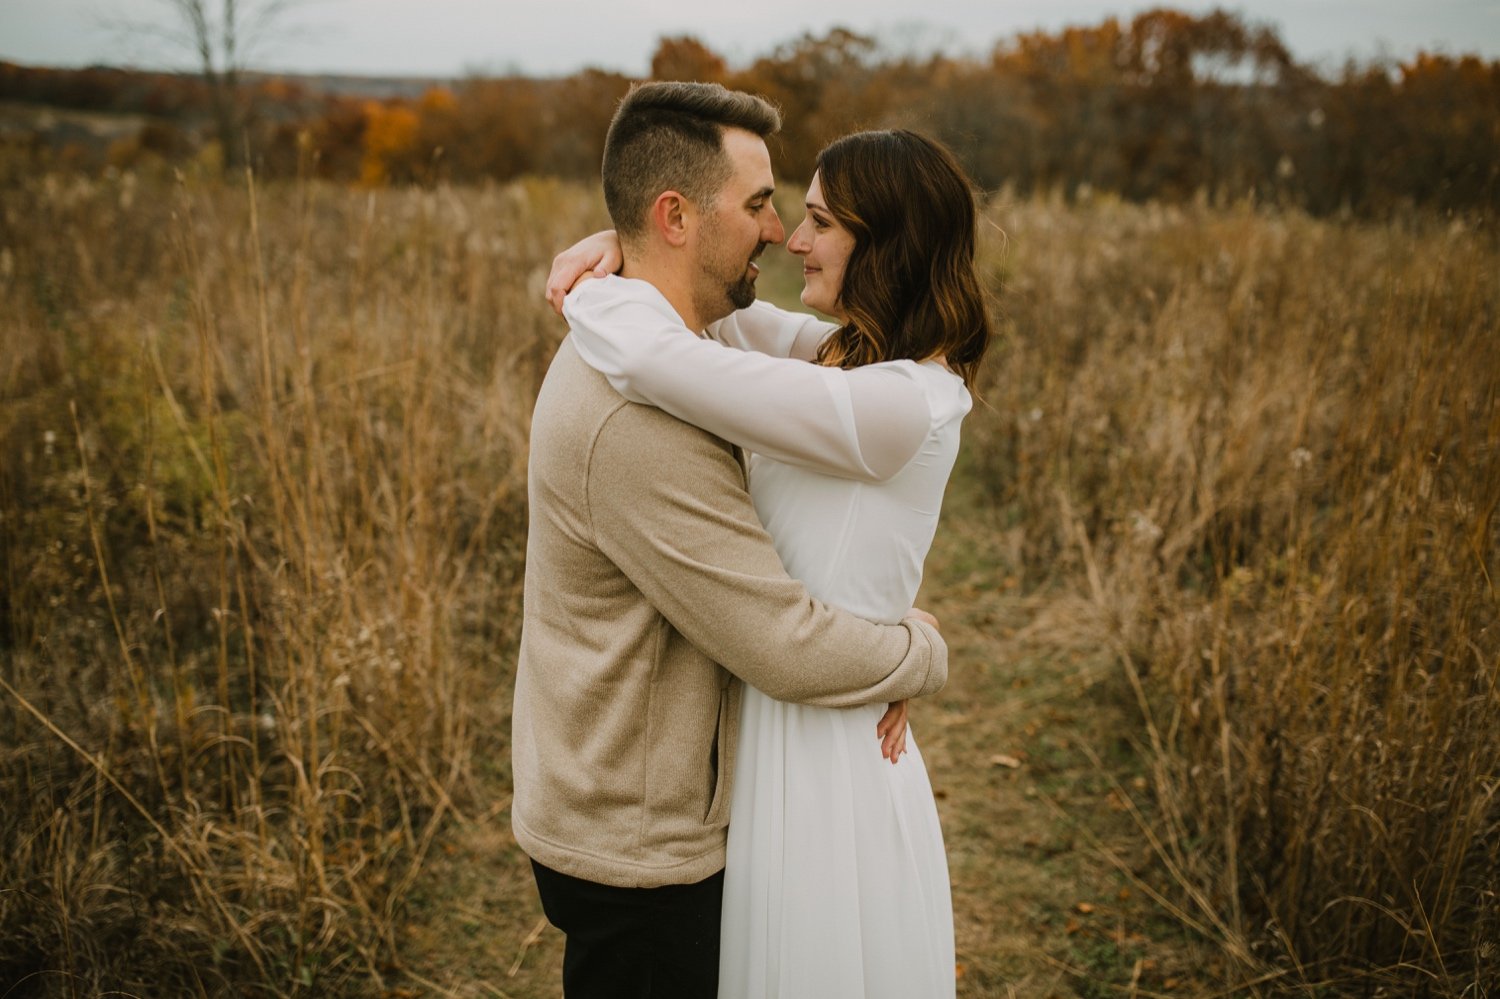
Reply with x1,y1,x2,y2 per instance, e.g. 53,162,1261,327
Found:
764,204,786,245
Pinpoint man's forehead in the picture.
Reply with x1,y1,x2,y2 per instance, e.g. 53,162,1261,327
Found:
721,127,775,190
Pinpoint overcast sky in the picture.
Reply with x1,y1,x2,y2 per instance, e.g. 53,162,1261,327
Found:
3,0,1497,79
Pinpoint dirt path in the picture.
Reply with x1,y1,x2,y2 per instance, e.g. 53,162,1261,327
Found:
397,460,1216,998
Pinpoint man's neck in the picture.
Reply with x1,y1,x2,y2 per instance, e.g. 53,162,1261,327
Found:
620,255,705,334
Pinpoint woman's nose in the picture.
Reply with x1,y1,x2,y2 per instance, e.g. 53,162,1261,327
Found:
787,220,810,255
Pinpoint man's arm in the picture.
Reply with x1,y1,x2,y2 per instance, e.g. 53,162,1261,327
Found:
586,402,946,707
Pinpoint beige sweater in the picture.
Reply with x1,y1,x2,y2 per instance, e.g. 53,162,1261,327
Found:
510,340,948,889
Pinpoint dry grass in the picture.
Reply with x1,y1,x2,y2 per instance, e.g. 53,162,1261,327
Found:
971,192,1499,994
0,167,1495,997
1,165,605,995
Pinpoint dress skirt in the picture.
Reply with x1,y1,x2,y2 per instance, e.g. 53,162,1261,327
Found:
717,685,955,999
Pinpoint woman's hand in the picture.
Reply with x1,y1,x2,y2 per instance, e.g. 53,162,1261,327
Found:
545,229,624,315
877,699,909,764
905,606,939,631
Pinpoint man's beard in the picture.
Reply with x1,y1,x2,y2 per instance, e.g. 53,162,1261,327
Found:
694,241,765,324
726,270,757,310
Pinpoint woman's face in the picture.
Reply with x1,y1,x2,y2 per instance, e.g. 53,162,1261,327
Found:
787,172,856,320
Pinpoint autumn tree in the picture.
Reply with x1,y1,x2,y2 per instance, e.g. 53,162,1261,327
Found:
533,69,632,178
732,27,885,180
650,36,728,83
1386,53,1500,209
359,100,421,185
15,6,1499,213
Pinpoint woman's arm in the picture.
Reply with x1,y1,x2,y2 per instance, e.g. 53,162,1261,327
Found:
545,230,620,315
565,276,931,483
707,300,834,361
545,229,835,360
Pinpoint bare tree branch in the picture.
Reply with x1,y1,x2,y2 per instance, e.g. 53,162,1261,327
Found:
95,0,307,170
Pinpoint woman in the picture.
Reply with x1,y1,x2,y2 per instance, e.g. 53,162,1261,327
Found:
551,129,991,997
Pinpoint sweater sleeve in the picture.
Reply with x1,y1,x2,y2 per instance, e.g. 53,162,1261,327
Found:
566,277,930,483
586,402,948,707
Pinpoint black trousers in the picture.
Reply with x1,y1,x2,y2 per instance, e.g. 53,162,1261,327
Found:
530,859,724,999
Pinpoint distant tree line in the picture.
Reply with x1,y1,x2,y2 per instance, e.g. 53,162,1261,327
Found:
3,7,1496,215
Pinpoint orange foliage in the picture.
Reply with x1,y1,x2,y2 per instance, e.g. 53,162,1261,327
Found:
651,36,727,83
360,100,420,186
421,86,457,114
3,10,1495,214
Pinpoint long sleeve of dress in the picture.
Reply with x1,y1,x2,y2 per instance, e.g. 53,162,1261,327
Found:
564,276,931,483
707,298,833,361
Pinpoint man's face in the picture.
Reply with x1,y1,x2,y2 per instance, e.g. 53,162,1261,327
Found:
691,128,785,326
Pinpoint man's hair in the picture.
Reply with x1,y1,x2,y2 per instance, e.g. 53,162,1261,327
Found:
602,81,781,242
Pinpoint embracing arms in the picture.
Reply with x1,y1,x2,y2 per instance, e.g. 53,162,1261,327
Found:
565,277,932,482
584,396,947,708
547,231,933,482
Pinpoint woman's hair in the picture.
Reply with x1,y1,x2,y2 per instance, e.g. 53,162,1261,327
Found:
812,130,992,388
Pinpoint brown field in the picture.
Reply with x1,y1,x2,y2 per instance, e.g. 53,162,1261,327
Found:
1,167,1496,998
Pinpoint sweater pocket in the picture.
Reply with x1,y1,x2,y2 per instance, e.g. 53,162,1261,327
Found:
703,683,733,826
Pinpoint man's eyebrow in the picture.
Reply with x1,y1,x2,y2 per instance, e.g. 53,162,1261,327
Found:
747,186,774,203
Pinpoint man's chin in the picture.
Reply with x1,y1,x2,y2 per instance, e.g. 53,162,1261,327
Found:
728,278,758,311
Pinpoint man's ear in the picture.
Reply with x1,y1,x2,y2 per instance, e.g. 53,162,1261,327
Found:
650,191,694,248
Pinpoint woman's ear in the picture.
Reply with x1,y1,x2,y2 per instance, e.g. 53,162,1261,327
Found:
650,191,693,248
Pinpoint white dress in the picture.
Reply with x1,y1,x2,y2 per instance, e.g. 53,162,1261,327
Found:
565,276,970,999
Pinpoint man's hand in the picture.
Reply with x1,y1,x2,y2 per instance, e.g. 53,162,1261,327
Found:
545,229,624,315
877,700,909,763
876,607,937,764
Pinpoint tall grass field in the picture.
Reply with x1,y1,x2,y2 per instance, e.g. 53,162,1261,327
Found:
1,165,1495,997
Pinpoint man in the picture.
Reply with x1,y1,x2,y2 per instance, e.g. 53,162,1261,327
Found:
510,81,948,998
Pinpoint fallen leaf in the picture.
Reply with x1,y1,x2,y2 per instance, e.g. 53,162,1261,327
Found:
989,753,1023,769
1076,901,1095,914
